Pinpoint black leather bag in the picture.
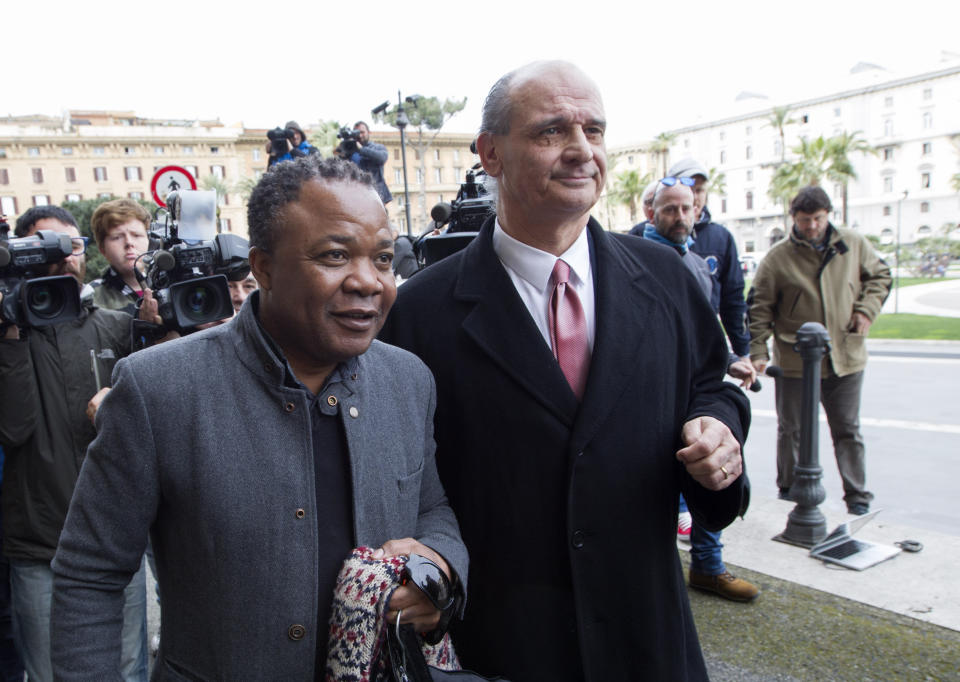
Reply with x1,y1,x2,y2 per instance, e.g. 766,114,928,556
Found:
383,623,509,682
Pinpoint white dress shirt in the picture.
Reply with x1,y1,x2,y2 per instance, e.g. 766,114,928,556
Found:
492,219,596,353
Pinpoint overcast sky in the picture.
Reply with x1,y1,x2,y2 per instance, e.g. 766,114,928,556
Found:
7,0,958,146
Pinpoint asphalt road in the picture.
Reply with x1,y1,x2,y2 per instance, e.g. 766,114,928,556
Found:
742,341,960,537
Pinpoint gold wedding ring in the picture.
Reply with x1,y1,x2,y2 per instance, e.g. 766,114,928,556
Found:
720,465,729,479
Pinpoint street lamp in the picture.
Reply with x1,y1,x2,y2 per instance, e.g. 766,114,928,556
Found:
895,190,908,313
388,92,413,236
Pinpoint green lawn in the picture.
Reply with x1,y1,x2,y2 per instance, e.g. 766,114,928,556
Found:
869,314,960,339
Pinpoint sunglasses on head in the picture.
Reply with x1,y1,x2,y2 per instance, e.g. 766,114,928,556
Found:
660,176,696,187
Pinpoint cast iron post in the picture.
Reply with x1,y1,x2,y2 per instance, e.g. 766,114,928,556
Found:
774,321,830,548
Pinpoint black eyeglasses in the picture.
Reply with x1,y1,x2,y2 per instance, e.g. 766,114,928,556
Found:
70,237,90,255
660,176,696,188
401,553,454,612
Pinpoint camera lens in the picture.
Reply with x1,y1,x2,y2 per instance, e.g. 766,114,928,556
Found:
182,284,217,322
26,282,66,319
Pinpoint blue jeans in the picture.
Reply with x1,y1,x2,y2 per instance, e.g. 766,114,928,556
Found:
680,494,726,576
10,557,148,682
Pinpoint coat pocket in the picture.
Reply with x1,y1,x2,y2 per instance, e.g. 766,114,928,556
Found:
395,460,425,534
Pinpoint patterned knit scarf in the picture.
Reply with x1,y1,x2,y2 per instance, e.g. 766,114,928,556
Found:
325,547,460,681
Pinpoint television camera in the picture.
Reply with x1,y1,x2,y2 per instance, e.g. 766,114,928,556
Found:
267,126,296,157
140,190,249,333
0,217,82,329
415,162,494,269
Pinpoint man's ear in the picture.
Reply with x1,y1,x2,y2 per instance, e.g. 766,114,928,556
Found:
248,247,272,291
475,132,503,178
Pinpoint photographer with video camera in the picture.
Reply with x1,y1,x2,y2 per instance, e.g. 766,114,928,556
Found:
0,206,149,681
335,121,392,204
267,121,319,168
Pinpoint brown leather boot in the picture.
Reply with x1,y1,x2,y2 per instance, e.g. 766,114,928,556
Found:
688,570,760,602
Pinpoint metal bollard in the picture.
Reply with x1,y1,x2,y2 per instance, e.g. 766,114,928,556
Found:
774,322,830,548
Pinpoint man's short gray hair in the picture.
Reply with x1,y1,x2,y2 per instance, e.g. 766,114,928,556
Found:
479,68,519,136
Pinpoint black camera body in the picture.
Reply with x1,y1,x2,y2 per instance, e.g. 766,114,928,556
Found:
336,126,361,157
418,167,494,268
267,126,295,157
143,191,249,332
0,229,82,328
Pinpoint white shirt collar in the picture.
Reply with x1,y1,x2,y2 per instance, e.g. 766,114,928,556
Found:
492,218,591,292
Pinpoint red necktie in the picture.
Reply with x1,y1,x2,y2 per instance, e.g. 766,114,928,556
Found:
548,259,590,399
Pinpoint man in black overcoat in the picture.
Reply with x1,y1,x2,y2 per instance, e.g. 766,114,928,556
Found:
380,60,750,681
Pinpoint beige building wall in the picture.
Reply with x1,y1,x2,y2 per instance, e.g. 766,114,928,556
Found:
1,114,479,241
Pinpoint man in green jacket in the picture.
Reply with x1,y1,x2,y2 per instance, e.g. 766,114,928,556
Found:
748,186,891,515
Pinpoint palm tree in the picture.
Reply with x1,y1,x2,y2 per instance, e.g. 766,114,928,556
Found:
767,136,832,209
706,167,726,197
827,131,875,226
766,106,796,164
609,168,653,225
646,132,677,177
200,174,231,207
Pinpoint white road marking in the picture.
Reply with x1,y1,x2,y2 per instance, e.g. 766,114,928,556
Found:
751,409,960,434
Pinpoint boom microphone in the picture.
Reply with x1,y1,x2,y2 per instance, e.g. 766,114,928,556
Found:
430,203,453,225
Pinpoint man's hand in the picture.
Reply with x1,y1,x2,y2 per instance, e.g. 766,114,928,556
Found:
727,356,757,389
86,387,110,425
138,289,162,325
849,311,872,334
676,416,742,491
750,357,768,375
375,537,450,633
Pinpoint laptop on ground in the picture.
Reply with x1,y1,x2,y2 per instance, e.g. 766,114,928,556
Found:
808,510,901,570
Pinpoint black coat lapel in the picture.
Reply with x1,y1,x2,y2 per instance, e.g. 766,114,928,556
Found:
570,221,664,450
456,220,579,426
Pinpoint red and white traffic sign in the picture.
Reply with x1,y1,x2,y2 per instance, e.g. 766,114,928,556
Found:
150,165,197,207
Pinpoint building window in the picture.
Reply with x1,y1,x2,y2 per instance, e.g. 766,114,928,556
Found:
627,155,634,165
884,96,893,107
28,147,40,157
922,112,932,129
0,169,7,185
884,119,893,136
880,228,894,244
252,149,261,162
97,192,112,199
185,165,198,179
94,167,108,182
882,205,891,216
65,193,82,202
124,146,136,156
0,149,7,158
65,167,76,182
721,198,727,213
434,168,442,183
683,138,690,148
93,146,105,156
254,170,264,179
153,146,164,155
834,107,841,117
183,145,194,154
745,145,752,160
416,168,423,184
433,149,440,161
719,150,726,164
917,225,932,237
883,147,894,161
718,131,725,141
746,170,753,181
32,168,44,184
745,125,752,136
773,140,782,157
921,172,931,188
221,219,232,232
61,146,74,155
125,166,142,181
128,192,143,200
210,146,219,154
801,114,809,124
453,167,462,180
211,165,225,179
414,149,420,161
1,197,17,214
745,191,753,210
883,176,893,192
922,142,932,155
394,149,400,161
920,201,930,213
33,195,50,207
923,88,932,100
394,169,402,184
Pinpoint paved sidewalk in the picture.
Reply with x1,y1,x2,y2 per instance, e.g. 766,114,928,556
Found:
882,277,960,317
